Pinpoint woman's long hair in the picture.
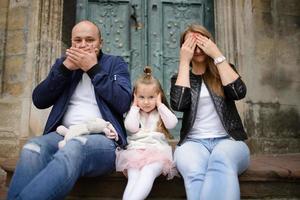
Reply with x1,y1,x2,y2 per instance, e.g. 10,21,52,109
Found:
133,67,174,139
180,24,224,96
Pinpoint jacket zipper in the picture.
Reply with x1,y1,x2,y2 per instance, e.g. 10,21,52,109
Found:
180,77,201,145
177,87,185,110
205,81,230,136
231,84,239,99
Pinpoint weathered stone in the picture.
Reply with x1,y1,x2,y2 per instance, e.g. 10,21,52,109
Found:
277,14,300,36
0,101,21,130
0,8,8,27
252,0,272,12
4,55,25,83
245,102,300,139
245,1,300,152
0,140,18,159
248,138,300,154
0,129,16,139
277,0,300,16
254,35,274,64
3,82,24,96
275,82,300,107
5,30,25,55
254,11,274,38
9,0,29,8
7,7,27,30
0,0,9,8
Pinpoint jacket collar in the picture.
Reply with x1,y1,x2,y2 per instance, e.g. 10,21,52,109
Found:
98,50,103,60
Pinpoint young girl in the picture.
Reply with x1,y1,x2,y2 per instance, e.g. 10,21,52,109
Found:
116,67,178,200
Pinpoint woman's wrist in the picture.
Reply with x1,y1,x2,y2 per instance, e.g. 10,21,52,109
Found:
179,60,190,68
214,56,226,65
209,47,223,59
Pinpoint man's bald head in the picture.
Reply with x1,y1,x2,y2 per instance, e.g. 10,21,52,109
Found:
72,20,102,39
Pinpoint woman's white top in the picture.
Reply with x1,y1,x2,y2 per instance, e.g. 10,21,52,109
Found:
62,73,102,128
188,82,227,139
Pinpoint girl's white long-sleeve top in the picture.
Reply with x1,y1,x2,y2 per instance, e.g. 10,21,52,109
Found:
124,104,178,150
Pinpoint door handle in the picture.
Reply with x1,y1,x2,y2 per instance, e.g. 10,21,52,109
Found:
130,4,142,30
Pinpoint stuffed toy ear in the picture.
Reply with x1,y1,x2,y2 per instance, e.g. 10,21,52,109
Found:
57,125,69,149
56,125,69,136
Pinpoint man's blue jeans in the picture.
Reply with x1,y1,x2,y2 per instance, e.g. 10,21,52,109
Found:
174,137,250,200
7,132,116,200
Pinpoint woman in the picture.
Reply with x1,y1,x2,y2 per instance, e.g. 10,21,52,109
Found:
170,24,250,200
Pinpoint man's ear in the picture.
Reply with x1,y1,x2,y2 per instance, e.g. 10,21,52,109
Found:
99,38,103,49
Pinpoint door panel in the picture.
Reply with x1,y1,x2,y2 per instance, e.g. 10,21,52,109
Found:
77,0,147,81
76,0,214,138
148,0,214,136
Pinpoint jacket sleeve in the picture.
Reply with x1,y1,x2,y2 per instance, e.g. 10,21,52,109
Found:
32,58,72,109
87,56,132,115
223,64,247,100
170,74,191,112
223,78,247,100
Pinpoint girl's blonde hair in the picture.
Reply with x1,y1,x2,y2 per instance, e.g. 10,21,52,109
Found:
180,24,224,96
133,66,174,139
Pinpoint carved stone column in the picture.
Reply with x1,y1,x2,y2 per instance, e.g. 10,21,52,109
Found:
0,0,63,158
0,0,64,153
35,0,64,84
28,0,64,142
214,0,253,74
214,0,254,118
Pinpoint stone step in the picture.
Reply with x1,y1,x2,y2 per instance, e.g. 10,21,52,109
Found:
1,154,300,199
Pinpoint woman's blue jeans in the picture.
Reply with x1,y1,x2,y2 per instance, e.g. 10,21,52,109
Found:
7,132,116,200
174,137,250,200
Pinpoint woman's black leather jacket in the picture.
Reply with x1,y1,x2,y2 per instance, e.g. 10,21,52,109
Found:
170,71,248,145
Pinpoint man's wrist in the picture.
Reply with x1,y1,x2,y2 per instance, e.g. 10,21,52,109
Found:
60,63,73,76
63,60,74,70
86,63,101,78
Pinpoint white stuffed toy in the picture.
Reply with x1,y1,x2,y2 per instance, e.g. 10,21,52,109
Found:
56,118,119,149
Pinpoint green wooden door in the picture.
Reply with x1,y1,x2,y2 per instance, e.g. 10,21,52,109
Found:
76,0,214,138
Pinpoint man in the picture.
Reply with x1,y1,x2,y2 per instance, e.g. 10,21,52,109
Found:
7,20,131,200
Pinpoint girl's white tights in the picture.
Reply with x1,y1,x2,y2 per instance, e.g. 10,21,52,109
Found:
122,162,163,200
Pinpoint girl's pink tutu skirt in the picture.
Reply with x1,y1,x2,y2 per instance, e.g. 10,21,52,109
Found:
116,146,177,179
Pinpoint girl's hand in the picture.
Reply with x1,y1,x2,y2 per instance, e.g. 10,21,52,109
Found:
195,34,223,59
156,93,162,107
180,35,197,65
133,93,138,107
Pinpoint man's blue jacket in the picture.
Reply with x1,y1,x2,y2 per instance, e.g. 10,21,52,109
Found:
32,51,132,147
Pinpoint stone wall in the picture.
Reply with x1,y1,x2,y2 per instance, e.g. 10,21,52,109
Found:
214,0,299,154
0,0,29,160
0,0,64,160
243,0,300,154
0,0,299,162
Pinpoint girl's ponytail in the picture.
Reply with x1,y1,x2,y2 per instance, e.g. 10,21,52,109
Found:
143,66,152,79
